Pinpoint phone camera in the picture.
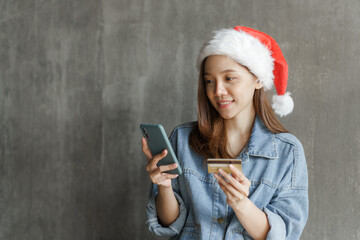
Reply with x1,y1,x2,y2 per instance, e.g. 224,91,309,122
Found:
143,128,150,141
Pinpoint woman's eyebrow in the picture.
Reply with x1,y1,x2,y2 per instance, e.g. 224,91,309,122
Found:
204,69,238,76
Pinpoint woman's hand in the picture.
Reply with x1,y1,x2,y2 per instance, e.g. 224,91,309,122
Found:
214,164,251,211
142,137,179,188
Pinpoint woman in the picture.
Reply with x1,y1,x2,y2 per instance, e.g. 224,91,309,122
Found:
142,26,308,240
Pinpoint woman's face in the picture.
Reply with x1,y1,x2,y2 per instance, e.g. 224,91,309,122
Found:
204,55,263,120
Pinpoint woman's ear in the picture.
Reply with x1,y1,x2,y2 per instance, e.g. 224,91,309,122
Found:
255,78,263,89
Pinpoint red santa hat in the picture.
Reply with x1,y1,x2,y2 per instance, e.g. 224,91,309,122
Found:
196,26,294,117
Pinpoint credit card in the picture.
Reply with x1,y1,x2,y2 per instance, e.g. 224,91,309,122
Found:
207,158,242,174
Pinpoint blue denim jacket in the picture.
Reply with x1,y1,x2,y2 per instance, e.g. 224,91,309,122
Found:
146,115,309,239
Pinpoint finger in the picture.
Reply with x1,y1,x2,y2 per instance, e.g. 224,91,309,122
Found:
149,163,176,179
219,181,235,199
146,162,153,173
217,169,249,197
151,149,168,166
161,173,179,179
244,178,251,188
229,164,251,188
151,171,178,184
217,176,241,203
142,137,153,160
215,173,236,193
218,168,248,195
229,164,246,182
221,184,245,206
216,173,245,201
158,162,178,173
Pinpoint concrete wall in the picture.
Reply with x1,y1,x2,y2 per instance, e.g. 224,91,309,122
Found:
1,0,359,239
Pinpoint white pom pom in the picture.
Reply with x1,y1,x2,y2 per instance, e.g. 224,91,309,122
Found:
272,92,294,117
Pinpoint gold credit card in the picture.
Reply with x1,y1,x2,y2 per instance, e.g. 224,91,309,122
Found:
207,158,242,174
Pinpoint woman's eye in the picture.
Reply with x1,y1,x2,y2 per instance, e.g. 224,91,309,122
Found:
205,79,214,84
226,77,236,81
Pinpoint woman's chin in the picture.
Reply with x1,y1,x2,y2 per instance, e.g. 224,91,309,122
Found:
218,113,236,120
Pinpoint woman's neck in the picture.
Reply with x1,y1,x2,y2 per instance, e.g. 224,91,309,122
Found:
224,109,256,137
224,109,256,157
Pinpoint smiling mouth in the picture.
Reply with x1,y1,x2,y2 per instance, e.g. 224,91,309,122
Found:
217,100,234,108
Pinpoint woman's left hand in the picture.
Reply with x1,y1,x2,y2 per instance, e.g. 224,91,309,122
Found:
214,164,251,211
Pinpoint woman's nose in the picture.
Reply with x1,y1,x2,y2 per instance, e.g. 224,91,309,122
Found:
215,82,227,96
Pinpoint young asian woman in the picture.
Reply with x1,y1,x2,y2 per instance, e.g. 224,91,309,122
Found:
142,26,308,240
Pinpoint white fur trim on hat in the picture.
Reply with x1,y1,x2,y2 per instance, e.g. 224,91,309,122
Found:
196,28,275,90
272,92,294,117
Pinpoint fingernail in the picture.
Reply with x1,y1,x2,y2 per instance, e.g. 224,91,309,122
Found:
172,163,177,168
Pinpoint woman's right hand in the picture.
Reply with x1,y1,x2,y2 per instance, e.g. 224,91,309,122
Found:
142,137,179,188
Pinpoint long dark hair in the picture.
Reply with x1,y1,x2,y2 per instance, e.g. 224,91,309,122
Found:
189,59,289,159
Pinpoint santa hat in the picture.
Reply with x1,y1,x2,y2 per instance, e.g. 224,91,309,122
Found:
196,26,294,117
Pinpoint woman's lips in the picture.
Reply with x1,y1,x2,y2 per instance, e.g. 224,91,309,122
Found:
217,100,234,108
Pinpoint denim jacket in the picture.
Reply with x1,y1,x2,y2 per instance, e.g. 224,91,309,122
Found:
146,115,309,240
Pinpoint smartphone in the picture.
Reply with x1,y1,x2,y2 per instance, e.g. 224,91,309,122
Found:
207,158,242,174
140,123,182,175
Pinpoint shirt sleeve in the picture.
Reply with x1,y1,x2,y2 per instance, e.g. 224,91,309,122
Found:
145,181,187,236
145,127,188,237
264,140,309,240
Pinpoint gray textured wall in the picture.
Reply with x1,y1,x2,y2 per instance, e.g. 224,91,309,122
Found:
1,0,359,239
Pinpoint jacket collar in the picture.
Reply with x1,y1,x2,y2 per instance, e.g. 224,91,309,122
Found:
241,115,278,162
